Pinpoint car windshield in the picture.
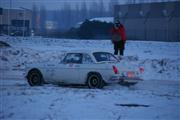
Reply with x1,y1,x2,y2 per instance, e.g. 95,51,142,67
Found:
93,52,118,62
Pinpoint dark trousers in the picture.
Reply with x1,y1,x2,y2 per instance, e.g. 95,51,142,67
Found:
114,41,125,56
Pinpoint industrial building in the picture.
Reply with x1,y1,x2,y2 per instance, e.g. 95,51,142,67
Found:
114,1,180,42
0,7,32,36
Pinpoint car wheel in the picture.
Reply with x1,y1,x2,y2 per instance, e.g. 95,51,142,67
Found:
87,73,104,89
27,69,43,86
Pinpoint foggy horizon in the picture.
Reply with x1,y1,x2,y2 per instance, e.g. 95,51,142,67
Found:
0,0,177,11
1,0,122,11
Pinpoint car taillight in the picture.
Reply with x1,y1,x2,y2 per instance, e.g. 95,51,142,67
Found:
113,65,119,74
139,67,144,73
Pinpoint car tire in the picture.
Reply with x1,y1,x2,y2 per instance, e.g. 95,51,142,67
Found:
27,69,44,86
87,73,104,89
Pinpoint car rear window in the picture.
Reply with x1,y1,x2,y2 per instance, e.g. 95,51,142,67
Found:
93,52,118,62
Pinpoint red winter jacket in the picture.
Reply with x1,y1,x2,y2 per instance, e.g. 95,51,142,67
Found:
111,24,127,42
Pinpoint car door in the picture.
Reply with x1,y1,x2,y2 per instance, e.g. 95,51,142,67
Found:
53,53,82,84
78,53,95,83
43,63,56,82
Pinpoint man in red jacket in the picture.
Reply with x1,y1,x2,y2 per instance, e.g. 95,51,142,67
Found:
111,20,127,56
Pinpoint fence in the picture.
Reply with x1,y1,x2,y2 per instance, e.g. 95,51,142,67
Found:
114,1,180,42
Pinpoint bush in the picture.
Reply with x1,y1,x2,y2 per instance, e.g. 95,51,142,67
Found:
77,20,113,39
43,20,114,39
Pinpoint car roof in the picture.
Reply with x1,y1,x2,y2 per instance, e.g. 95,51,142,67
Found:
63,50,117,63
65,49,112,55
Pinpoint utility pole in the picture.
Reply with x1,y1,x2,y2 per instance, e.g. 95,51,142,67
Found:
19,7,27,37
19,7,32,37
7,0,12,36
23,9,25,37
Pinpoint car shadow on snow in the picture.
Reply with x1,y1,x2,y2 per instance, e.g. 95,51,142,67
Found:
57,84,89,89
56,83,136,90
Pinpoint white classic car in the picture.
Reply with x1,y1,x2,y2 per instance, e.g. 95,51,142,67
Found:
25,51,143,88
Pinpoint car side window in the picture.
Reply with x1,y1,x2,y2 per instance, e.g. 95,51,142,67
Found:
82,54,93,64
63,53,82,64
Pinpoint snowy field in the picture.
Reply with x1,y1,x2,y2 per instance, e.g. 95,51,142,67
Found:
0,36,180,120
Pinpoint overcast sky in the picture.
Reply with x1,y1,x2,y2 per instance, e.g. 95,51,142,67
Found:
0,0,122,10
0,0,177,10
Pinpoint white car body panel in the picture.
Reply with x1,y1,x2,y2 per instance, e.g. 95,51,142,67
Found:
25,50,142,85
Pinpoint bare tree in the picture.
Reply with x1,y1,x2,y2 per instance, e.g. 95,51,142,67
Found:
40,5,47,34
32,4,37,33
74,4,81,25
80,1,88,21
99,0,105,17
108,0,119,16
89,1,99,18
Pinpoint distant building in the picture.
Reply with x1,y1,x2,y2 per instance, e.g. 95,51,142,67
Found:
0,7,32,36
45,21,58,30
114,1,180,42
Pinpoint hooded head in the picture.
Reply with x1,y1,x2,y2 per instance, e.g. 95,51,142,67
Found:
114,19,121,28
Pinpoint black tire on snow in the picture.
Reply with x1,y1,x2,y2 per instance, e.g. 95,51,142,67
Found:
27,69,43,86
87,73,104,89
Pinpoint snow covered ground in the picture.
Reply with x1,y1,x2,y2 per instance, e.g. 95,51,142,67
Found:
0,36,180,81
1,79,179,120
0,36,180,120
